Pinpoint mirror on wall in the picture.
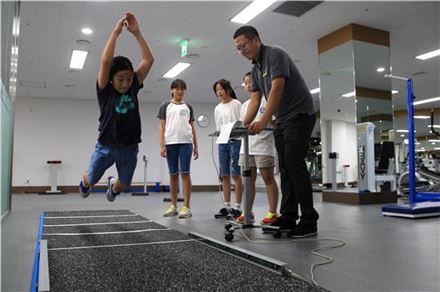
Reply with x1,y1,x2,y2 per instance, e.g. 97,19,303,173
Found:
354,40,395,192
318,41,357,187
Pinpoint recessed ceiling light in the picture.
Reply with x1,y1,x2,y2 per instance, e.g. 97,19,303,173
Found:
341,91,355,98
310,88,320,94
163,62,191,78
376,67,385,72
392,90,399,94
81,27,93,35
230,0,277,24
413,96,440,106
69,50,88,70
415,49,440,60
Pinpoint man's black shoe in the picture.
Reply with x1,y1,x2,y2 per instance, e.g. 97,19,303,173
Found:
269,215,296,229
286,221,317,238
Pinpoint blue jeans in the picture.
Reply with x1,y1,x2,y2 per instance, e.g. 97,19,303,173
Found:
87,143,138,186
218,140,241,176
166,143,193,175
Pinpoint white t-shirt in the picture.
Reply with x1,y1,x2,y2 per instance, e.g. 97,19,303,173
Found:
239,98,276,157
214,99,242,132
157,101,194,145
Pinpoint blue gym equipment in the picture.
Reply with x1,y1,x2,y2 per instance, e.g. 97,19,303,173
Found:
382,75,440,218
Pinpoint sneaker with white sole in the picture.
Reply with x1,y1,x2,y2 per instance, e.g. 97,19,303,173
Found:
163,205,178,217
106,176,120,202
260,211,278,225
235,212,255,224
79,180,91,198
178,206,192,218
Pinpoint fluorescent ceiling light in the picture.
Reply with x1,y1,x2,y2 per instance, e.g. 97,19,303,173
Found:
230,0,277,24
414,115,430,119
427,125,440,129
69,50,88,70
376,67,385,72
428,139,440,143
310,88,320,94
392,90,399,94
163,62,191,78
415,49,440,60
413,96,440,106
396,129,409,133
12,17,20,37
81,27,93,35
341,91,355,98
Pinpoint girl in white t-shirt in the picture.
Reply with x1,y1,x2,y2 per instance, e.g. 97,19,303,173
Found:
213,79,243,219
158,79,199,218
237,72,279,225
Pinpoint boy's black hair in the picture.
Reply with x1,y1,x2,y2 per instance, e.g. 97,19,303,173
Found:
243,71,251,80
213,79,237,100
170,79,187,90
233,26,260,40
109,56,134,80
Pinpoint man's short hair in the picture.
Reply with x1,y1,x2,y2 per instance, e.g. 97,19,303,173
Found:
233,26,260,40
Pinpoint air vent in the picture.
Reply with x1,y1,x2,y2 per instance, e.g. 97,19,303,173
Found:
411,71,427,77
19,80,47,88
273,1,322,17
75,39,91,46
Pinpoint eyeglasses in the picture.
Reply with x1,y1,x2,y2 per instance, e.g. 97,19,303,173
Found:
235,40,251,53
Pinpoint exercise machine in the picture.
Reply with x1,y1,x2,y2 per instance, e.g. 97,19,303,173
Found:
40,160,65,194
382,75,440,218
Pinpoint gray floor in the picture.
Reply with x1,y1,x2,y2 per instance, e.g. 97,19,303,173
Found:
2,191,439,292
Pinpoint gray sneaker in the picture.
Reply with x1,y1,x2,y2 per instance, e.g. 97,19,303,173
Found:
79,180,91,198
178,206,192,218
163,205,178,217
106,176,119,202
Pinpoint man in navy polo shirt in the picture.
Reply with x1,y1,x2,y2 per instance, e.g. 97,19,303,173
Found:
234,26,319,238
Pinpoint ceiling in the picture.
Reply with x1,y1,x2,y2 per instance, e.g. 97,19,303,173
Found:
15,1,440,148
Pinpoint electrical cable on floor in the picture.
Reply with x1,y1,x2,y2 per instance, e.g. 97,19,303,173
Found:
210,136,347,287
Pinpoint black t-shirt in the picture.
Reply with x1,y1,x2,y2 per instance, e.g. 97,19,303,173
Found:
96,74,143,147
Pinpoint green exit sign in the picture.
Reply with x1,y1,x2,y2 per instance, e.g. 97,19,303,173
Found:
180,39,188,58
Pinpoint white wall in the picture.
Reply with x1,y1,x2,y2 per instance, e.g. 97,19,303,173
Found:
13,97,220,187
321,119,357,183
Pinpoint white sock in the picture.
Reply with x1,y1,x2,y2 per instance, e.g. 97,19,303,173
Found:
224,202,231,209
235,203,241,211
